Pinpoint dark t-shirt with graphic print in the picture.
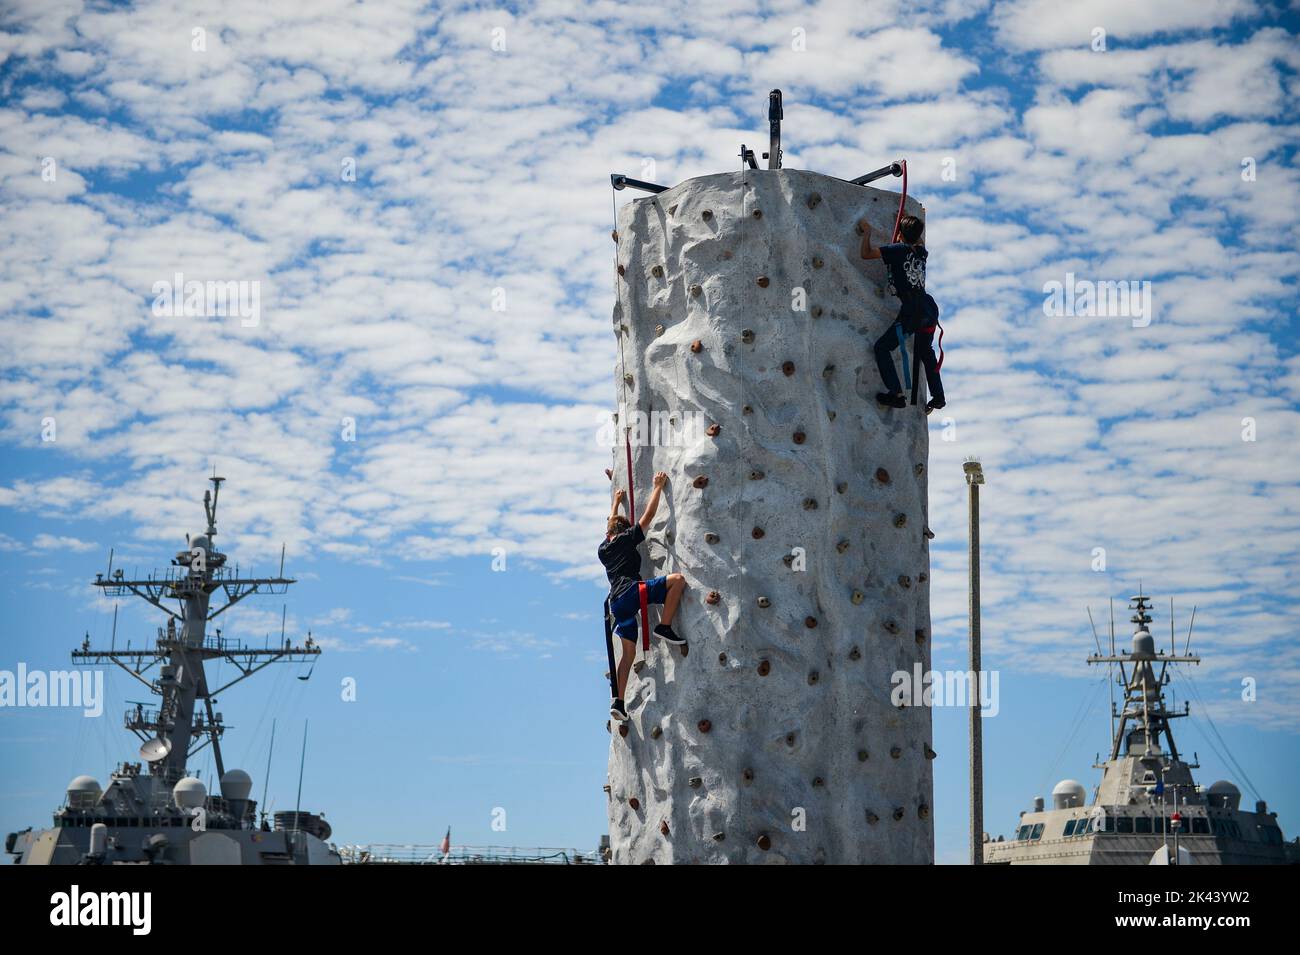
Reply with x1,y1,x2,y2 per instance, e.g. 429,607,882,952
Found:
880,242,936,329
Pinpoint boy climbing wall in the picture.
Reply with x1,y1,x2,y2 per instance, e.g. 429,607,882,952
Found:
599,471,687,722
859,213,946,414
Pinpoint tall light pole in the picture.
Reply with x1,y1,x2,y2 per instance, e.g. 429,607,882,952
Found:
964,458,985,866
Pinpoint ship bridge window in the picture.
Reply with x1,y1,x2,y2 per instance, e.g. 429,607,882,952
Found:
1135,816,1153,834
1016,825,1031,841
1030,823,1044,841
1064,819,1077,837
1192,817,1209,834
1116,816,1134,834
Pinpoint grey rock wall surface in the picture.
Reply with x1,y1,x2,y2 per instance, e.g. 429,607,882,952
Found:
606,168,934,864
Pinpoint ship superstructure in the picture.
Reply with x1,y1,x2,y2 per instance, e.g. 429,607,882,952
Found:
6,476,338,865
987,594,1298,865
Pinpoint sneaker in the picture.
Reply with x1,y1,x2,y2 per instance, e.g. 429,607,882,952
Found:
876,392,906,409
654,624,687,646
925,399,946,416
610,698,629,722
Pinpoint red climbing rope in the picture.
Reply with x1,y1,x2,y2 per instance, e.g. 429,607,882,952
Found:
890,159,909,243
623,428,635,520
637,579,650,652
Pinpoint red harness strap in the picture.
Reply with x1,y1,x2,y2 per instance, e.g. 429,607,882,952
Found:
637,580,650,651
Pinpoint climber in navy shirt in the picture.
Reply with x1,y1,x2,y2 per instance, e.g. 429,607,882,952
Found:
859,214,945,414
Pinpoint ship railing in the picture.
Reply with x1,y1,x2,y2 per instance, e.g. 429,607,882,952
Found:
336,843,605,865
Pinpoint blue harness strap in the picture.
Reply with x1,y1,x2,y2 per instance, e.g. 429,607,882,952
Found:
896,324,912,391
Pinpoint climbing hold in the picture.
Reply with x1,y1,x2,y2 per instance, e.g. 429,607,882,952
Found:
690,777,703,788
718,651,727,663
893,513,907,528
757,659,770,676
668,204,677,215
702,209,713,221
697,719,712,733
793,431,806,444
624,373,634,386
915,629,927,644
756,276,770,288
823,365,835,379
890,746,902,759
619,723,629,738
812,256,824,269
603,784,612,794
660,819,670,835
782,554,795,567
915,463,925,475
722,249,732,259
749,469,764,480
857,749,869,762
924,527,935,540
802,498,817,510
851,589,864,605
633,660,646,674
611,230,619,242
785,732,796,746
866,810,879,824
892,807,905,821
712,831,725,841
704,533,719,544
836,481,847,494
706,590,721,605
742,768,753,782
812,776,824,787
629,797,640,810
855,222,865,236
875,467,891,484
918,805,930,820
617,264,626,276
752,209,762,219
811,305,823,318
693,475,709,489
827,410,836,421
690,284,702,298
884,619,899,634
805,617,818,629
807,671,819,685
837,539,850,553
924,746,937,760
651,264,664,278
898,575,912,589
654,324,664,336
848,645,861,660
706,423,720,437
782,361,795,376
756,834,771,851
918,572,928,583
690,339,704,353
806,192,822,209
752,527,765,539
741,329,755,343
651,726,662,739
757,596,771,608
742,405,753,415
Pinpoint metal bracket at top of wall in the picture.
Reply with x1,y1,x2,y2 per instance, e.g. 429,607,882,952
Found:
764,89,783,169
851,162,904,186
610,173,669,195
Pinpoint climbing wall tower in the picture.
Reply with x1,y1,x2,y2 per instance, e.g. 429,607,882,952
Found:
605,168,935,864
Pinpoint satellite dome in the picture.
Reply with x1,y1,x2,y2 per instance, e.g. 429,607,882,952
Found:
1207,780,1240,810
66,775,101,808
191,533,209,550
1052,779,1087,810
173,777,208,810
220,769,253,801
1131,630,1156,657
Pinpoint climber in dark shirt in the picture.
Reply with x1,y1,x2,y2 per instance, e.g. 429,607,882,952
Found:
599,471,686,722
860,214,945,414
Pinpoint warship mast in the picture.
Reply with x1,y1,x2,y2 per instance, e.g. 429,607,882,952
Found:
74,475,318,783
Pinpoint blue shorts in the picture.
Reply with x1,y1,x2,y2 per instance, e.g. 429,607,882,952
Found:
609,576,668,641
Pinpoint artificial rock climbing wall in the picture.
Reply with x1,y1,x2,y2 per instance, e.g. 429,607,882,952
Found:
607,168,933,864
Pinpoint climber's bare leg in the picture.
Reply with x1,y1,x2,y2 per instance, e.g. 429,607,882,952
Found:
616,637,636,700
661,573,686,626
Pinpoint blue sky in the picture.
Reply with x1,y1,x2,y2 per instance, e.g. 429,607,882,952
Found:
1,0,1298,863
